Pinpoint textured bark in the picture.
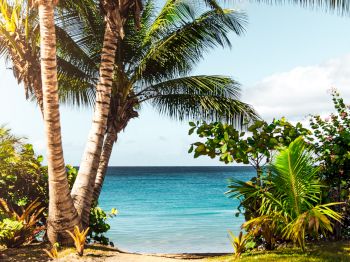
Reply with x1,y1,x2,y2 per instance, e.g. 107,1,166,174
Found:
71,24,118,228
92,131,118,202
38,0,80,245
92,94,139,203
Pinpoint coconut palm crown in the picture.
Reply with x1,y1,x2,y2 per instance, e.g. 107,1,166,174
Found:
59,0,258,125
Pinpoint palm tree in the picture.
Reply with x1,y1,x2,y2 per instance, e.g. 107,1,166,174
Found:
228,137,343,251
56,0,258,225
69,0,144,225
0,0,101,243
1,0,349,234
36,0,81,244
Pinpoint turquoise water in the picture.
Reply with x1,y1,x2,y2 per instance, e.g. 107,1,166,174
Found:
99,166,255,253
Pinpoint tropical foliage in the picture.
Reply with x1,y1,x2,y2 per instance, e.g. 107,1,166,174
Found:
229,138,343,251
0,127,115,246
58,0,259,223
228,231,252,259
190,93,350,252
308,90,350,238
66,225,90,256
88,206,118,245
189,118,310,221
0,127,47,210
0,198,44,247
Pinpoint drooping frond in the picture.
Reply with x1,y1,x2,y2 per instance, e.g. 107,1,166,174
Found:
144,0,199,43
138,75,240,98
133,7,247,84
251,0,350,15
57,75,96,107
138,75,258,125
149,94,257,125
56,25,98,74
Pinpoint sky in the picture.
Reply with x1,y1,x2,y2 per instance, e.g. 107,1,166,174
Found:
0,1,350,166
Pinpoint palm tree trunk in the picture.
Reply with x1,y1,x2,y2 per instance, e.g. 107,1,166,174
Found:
38,0,80,245
93,130,118,203
71,24,118,228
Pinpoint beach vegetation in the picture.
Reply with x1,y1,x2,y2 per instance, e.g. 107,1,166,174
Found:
89,206,118,245
189,118,310,222
228,231,252,259
0,127,48,211
237,138,342,251
0,127,116,247
43,242,59,260
65,225,90,256
190,92,350,253
308,89,350,239
0,198,44,248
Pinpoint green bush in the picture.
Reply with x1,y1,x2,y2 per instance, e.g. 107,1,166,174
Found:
309,90,350,239
0,127,48,211
0,126,115,247
88,205,117,245
189,118,311,222
228,138,343,251
0,198,44,247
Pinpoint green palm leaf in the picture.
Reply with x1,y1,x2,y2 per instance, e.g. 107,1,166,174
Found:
133,7,246,84
270,137,321,216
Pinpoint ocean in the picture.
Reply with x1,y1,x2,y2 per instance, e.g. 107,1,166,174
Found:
99,166,255,253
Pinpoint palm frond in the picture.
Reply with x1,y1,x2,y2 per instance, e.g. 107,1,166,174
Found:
133,8,247,84
149,93,257,126
138,75,240,98
141,76,258,125
270,137,320,216
144,0,199,43
56,25,98,74
252,0,350,15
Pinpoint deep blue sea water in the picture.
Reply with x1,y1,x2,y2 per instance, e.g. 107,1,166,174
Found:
99,166,255,253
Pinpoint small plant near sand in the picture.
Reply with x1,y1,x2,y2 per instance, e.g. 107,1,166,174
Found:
66,226,90,256
228,231,250,259
0,198,44,247
43,242,59,260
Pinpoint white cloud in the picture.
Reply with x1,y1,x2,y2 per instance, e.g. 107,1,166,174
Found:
242,54,350,122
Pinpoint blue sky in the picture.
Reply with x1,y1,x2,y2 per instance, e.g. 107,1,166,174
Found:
1,1,350,166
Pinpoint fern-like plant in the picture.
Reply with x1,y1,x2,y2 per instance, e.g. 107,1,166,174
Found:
228,231,250,259
65,226,90,256
0,198,44,247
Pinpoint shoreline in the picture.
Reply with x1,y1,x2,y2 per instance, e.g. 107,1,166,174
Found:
0,243,228,261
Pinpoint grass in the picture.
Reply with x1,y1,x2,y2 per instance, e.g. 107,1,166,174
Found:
209,241,350,262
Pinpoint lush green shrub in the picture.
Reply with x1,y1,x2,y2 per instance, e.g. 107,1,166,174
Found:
0,198,44,247
0,127,115,247
0,127,48,210
189,116,347,249
228,138,343,251
88,205,118,245
189,118,310,221
309,90,350,238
